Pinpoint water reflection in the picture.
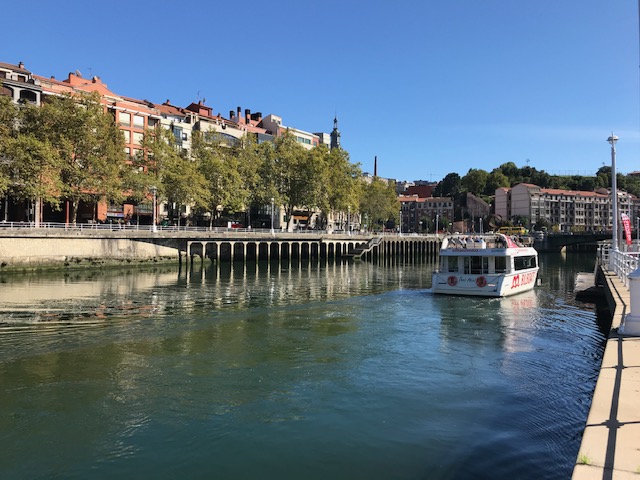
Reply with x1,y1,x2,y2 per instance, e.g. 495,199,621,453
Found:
0,255,606,480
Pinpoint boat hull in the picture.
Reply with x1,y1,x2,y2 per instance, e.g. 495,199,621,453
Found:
431,268,539,297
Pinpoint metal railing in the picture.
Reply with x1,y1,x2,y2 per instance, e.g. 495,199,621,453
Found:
0,221,435,237
598,243,640,287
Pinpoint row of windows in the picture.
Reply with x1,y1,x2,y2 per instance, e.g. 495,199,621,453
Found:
119,112,146,128
444,255,537,274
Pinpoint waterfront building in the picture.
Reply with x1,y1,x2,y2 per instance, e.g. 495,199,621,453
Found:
399,195,454,233
496,183,639,232
259,114,321,150
0,61,42,105
1,59,333,225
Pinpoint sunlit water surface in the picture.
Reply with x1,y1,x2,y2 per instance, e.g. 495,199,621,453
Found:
0,254,606,479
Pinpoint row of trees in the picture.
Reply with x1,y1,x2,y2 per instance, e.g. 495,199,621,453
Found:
0,92,400,230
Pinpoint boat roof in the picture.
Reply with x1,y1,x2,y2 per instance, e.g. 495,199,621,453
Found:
439,233,537,255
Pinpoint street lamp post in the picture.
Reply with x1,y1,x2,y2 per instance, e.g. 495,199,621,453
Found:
347,206,351,235
150,185,157,233
435,214,439,237
480,217,484,234
270,197,275,234
608,134,619,264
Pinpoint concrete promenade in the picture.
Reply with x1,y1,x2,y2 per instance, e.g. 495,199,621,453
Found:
573,267,640,479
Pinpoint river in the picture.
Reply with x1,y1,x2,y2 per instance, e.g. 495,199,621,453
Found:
0,253,607,479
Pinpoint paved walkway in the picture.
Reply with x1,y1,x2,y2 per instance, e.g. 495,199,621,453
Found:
573,268,640,479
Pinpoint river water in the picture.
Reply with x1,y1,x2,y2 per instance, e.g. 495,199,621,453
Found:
0,253,606,479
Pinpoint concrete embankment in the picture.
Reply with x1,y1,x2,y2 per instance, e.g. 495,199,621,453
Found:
0,230,181,271
572,267,640,478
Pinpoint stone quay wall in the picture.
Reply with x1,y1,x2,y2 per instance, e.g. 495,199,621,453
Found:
0,230,181,271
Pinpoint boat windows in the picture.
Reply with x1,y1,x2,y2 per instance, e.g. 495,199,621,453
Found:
514,255,537,271
464,256,488,274
494,256,507,273
446,257,459,272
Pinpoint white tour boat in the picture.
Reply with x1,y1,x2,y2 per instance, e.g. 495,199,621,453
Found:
431,233,539,297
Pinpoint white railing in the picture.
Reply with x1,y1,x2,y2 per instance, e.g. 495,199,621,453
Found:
598,243,640,287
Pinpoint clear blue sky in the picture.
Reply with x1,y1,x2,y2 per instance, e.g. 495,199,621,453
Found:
4,0,639,181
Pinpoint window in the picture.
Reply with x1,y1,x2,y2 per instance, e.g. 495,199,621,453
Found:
173,126,183,143
447,257,459,272
133,115,145,128
464,256,488,274
133,132,143,145
123,130,131,144
119,112,131,126
514,255,537,271
494,256,507,273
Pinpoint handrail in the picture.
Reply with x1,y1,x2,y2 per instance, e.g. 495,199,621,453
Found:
597,243,639,286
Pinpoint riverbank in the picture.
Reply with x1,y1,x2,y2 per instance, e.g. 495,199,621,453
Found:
572,267,640,478
0,228,440,272
0,233,181,272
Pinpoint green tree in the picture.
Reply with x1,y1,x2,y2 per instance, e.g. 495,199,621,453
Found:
192,130,245,228
256,132,315,231
29,92,127,223
486,171,510,195
359,178,399,231
0,95,17,196
142,126,210,226
0,97,65,223
434,172,461,197
323,146,362,229
461,168,489,194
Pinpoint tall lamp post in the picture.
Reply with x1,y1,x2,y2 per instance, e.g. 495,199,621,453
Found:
435,214,439,237
150,185,157,233
608,134,619,266
270,197,275,234
347,206,351,235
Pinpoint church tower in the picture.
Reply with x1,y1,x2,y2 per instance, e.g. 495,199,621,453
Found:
330,116,341,150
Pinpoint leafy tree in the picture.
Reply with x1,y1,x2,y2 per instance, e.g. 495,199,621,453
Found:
434,172,461,197
486,171,510,195
359,178,399,231
142,126,210,226
0,97,64,222
29,92,127,223
256,132,317,231
0,95,17,196
322,146,362,228
529,170,552,188
461,168,488,194
497,162,519,179
192,130,245,228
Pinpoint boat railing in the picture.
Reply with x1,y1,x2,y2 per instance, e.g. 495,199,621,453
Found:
441,234,531,250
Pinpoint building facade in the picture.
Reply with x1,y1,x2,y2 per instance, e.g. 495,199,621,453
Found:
1,60,334,225
399,195,454,233
496,183,639,232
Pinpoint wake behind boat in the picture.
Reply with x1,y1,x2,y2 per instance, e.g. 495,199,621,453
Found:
431,233,539,297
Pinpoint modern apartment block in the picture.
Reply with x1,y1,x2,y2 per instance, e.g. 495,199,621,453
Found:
495,183,639,232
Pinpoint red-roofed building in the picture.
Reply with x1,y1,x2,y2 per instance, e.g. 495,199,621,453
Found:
496,183,639,232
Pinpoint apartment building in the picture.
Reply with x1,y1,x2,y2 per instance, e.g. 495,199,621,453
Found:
399,195,454,233
496,183,639,232
1,60,335,225
0,61,42,105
